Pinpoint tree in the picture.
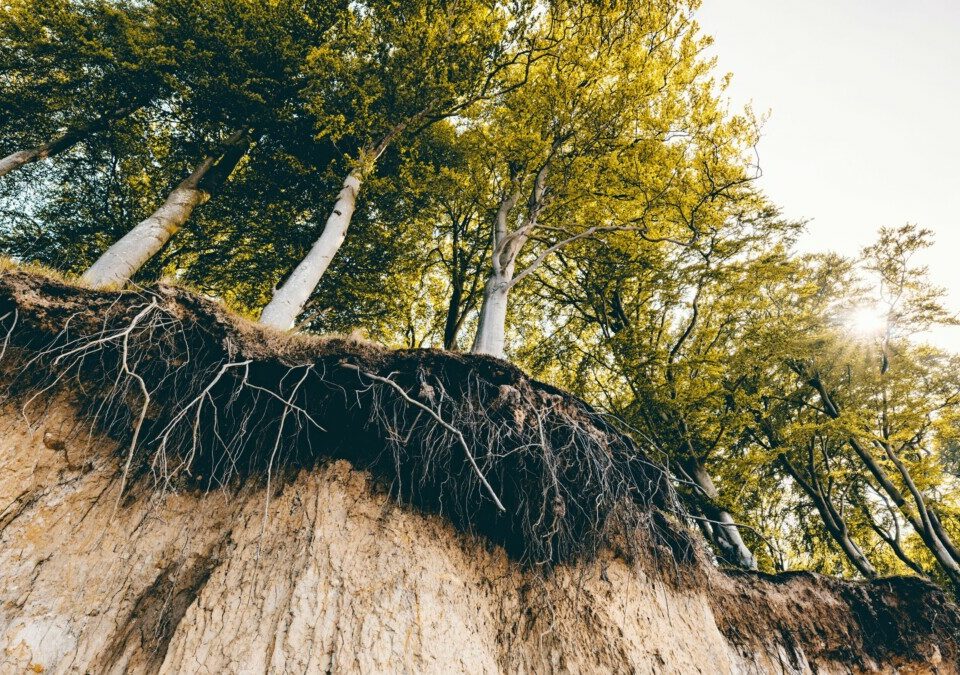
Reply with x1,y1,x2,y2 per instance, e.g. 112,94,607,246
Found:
796,227,960,587
718,228,960,585
746,388,881,579
258,0,527,329
78,0,348,287
426,129,495,350
0,0,168,178
466,0,757,358
504,177,797,569
80,128,252,287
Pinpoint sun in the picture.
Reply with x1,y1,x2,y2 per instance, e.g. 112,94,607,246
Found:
848,305,887,337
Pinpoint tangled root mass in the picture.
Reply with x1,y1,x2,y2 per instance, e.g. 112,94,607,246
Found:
0,271,693,568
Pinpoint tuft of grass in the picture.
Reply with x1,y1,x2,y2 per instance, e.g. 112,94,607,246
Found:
0,257,75,284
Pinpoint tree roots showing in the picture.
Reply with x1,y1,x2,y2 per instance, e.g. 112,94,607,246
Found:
0,270,695,569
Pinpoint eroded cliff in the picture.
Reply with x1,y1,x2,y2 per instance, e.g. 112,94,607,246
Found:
0,270,957,674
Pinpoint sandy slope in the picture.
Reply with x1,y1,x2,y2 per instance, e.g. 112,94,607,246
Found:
0,402,955,674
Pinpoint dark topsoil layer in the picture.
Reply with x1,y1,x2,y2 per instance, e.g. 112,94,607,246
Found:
1,269,958,670
711,570,960,671
0,270,687,568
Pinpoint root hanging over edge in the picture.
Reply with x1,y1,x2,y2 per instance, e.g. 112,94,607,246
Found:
0,269,697,571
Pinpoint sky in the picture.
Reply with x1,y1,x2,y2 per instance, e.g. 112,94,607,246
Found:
695,0,960,349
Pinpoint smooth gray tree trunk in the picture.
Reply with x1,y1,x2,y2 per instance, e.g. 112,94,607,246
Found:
774,454,878,578
469,163,549,359
81,164,213,288
257,117,420,330
687,460,758,570
81,130,248,288
0,103,144,179
259,171,362,329
0,149,43,178
470,272,511,358
81,173,210,288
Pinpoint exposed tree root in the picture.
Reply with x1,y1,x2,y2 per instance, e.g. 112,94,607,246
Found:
0,270,693,569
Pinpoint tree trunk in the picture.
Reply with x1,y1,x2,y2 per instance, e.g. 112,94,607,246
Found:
877,436,960,566
833,529,876,578
81,131,248,289
863,504,928,577
469,179,527,358
257,114,425,330
683,457,757,570
845,434,960,576
470,272,511,358
0,103,143,179
0,149,44,178
706,508,758,571
777,456,878,579
443,279,464,350
259,171,362,330
931,510,960,563
801,371,960,586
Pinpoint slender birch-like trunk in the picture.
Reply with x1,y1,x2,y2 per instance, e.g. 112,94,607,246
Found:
470,166,546,358
833,526,879,579
0,103,143,179
708,510,759,570
257,112,426,330
778,455,878,578
470,272,512,358
685,457,758,570
259,171,362,329
81,130,249,288
0,150,42,178
800,369,960,586
863,500,927,576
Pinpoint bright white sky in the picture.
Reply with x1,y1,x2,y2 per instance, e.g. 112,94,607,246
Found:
695,0,960,349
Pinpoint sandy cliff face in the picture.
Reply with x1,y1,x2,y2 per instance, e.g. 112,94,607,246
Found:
0,403,734,674
0,403,956,675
